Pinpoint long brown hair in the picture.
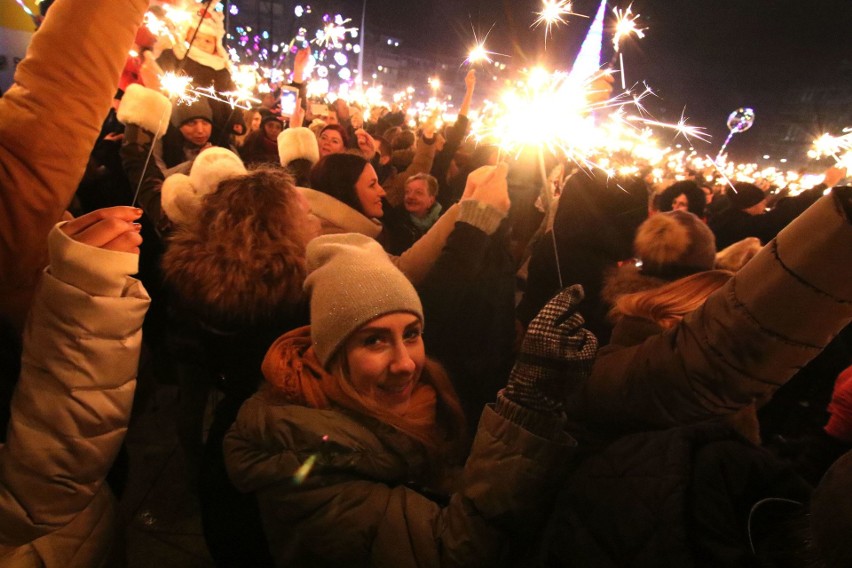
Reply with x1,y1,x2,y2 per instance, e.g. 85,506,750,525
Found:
611,269,733,329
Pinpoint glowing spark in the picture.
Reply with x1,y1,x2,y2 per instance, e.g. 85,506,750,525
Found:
626,110,711,144
313,16,358,49
612,4,646,52
808,132,852,163
14,0,35,19
464,24,504,66
532,0,585,43
160,72,259,110
292,454,317,485
160,72,197,105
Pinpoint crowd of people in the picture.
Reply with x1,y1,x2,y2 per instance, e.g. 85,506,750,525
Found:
1,1,851,567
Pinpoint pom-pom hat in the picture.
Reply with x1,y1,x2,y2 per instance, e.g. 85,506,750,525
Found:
305,234,423,367
634,210,716,280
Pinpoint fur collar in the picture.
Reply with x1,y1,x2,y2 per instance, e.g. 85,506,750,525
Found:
299,187,382,238
601,263,668,306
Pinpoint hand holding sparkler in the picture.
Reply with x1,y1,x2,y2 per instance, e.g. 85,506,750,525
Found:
355,128,378,160
464,69,477,92
465,163,511,214
140,51,164,92
586,72,615,108
290,97,305,128
823,166,848,188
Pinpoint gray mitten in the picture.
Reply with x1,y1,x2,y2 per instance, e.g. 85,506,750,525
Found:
503,285,598,415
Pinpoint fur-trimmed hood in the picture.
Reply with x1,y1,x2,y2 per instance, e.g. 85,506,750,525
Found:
601,263,667,307
162,224,307,330
299,187,382,237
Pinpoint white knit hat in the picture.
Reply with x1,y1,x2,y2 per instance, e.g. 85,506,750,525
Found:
279,127,320,167
161,147,247,226
305,234,423,367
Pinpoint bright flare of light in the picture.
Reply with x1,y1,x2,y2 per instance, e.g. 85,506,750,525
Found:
612,4,646,51
467,44,492,65
808,132,852,162
532,0,584,42
313,16,358,49
464,24,504,66
160,72,197,105
160,72,259,110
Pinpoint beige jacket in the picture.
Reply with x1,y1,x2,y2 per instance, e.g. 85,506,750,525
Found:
0,226,150,567
0,0,148,333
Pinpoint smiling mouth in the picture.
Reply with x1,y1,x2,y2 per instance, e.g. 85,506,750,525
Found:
378,381,411,395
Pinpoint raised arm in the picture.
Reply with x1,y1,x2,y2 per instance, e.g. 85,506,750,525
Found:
578,188,852,430
0,0,149,332
0,207,150,547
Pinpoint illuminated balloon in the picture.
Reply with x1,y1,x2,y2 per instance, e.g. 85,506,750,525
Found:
726,107,755,134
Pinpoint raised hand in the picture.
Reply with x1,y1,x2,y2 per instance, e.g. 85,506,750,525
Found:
503,285,598,414
60,206,144,255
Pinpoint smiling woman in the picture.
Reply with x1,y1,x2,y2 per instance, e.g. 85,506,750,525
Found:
224,230,585,565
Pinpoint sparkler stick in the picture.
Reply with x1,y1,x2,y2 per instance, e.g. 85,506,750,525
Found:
610,4,645,90
14,0,39,26
131,104,171,208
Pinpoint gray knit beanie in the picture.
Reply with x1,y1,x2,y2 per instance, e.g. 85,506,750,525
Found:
170,98,213,128
305,233,423,367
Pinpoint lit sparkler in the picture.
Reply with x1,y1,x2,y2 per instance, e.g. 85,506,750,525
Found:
611,4,646,89
14,0,37,22
625,109,711,144
808,132,852,163
313,15,358,50
160,71,259,110
532,0,585,45
612,4,646,51
464,24,504,66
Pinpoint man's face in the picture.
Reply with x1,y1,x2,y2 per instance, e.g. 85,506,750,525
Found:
179,118,212,146
672,193,690,212
404,179,435,218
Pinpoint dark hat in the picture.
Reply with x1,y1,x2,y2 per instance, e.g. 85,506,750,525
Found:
170,98,213,128
634,210,716,280
259,109,283,128
726,182,766,210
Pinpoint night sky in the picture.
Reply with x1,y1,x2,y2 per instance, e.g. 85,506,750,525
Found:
361,0,852,160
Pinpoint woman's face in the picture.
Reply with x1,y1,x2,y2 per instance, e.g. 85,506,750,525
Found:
250,112,262,132
344,312,425,415
319,129,345,157
354,164,386,218
263,120,283,140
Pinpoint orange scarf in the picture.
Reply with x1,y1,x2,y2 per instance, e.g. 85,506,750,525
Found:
262,326,465,453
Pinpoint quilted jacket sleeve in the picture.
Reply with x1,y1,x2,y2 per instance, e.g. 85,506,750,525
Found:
0,225,150,545
579,189,852,429
0,0,148,332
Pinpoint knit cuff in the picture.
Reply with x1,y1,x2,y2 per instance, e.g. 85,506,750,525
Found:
458,199,507,236
495,391,566,439
48,224,140,297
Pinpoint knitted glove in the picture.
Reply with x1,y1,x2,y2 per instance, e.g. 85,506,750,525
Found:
503,285,598,415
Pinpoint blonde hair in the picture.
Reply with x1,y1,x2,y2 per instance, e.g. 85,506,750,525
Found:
612,269,733,329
